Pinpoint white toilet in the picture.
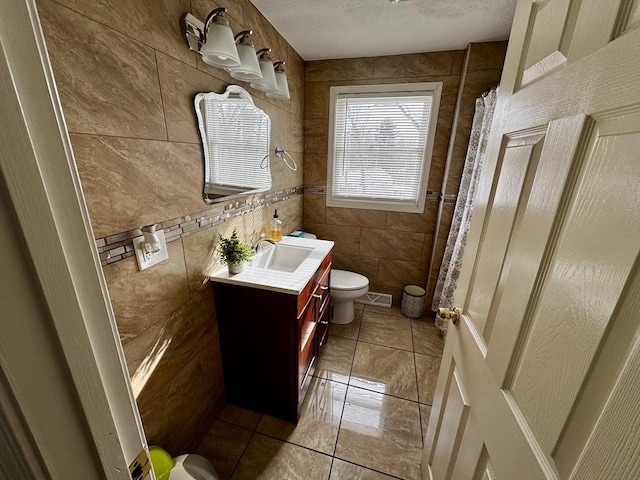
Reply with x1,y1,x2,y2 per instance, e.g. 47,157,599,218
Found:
330,269,369,324
150,447,220,480
298,232,369,325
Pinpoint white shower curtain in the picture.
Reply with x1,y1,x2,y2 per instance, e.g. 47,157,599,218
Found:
432,87,498,334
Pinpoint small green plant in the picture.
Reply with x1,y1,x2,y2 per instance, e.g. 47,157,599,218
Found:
217,230,253,265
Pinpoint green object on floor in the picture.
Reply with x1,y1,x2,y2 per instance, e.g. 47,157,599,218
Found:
149,446,175,480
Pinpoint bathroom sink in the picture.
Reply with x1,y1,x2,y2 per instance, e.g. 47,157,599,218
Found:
252,243,314,272
210,236,334,294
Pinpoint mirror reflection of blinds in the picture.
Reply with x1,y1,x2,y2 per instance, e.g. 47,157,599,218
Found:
204,100,271,189
332,94,432,205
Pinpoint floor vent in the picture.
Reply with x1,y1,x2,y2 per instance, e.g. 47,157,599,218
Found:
356,291,393,308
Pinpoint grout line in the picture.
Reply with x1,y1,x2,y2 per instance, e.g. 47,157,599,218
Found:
345,382,421,405
250,431,335,460
331,330,361,460
229,428,256,479
153,50,170,142
66,130,199,145
354,337,414,353
411,320,425,446
415,350,446,361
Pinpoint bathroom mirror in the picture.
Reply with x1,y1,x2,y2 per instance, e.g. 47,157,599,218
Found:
195,85,271,204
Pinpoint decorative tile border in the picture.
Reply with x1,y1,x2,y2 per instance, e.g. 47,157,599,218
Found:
303,186,447,204
303,185,326,194
96,187,303,266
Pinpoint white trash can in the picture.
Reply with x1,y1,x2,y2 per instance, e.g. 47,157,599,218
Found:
401,285,426,319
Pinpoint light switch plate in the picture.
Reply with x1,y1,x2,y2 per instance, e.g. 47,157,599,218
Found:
133,229,169,271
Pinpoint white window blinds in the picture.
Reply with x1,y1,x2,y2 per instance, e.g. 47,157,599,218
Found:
203,99,271,190
328,84,441,213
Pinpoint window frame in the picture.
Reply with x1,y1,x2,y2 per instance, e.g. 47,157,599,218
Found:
326,82,442,213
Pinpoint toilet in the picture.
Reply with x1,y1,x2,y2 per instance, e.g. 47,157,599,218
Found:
150,446,220,480
330,269,369,324
299,232,369,324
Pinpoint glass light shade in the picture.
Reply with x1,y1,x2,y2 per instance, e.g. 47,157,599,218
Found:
201,22,240,68
229,43,263,81
250,58,278,92
266,70,290,99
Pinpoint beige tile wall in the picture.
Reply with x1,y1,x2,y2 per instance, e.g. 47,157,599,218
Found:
36,0,304,454
303,51,463,303
303,43,507,308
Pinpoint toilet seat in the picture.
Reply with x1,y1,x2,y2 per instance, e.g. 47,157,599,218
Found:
331,269,369,291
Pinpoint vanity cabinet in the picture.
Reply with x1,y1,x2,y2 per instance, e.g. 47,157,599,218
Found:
212,251,332,423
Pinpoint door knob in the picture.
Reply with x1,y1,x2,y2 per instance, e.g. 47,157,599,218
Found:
437,307,460,326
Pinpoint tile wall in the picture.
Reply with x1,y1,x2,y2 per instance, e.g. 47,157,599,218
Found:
36,0,304,454
303,42,507,309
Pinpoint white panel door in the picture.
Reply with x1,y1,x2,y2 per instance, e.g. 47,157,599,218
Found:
423,1,640,479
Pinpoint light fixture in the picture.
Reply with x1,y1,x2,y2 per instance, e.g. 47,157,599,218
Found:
229,30,263,82
266,61,290,100
249,48,278,93
182,8,240,68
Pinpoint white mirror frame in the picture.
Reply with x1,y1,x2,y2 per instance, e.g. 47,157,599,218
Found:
195,85,272,204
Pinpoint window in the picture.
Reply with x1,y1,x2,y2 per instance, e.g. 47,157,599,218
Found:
327,83,442,213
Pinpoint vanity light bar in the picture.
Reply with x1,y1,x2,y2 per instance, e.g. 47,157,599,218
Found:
181,8,289,99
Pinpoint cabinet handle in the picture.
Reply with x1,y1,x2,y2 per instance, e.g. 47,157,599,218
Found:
319,319,329,325
320,286,329,290
312,294,323,300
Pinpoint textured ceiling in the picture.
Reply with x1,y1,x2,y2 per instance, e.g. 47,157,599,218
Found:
250,0,517,60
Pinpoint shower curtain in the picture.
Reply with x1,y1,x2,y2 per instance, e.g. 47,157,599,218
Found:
432,87,498,334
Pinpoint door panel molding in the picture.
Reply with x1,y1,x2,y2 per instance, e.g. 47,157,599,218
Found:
554,259,640,477
466,134,544,337
520,0,571,87
564,0,624,64
613,0,640,36
508,109,640,454
508,27,640,133
430,372,471,480
490,114,591,386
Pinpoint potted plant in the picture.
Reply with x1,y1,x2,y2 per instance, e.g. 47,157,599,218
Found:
217,229,253,274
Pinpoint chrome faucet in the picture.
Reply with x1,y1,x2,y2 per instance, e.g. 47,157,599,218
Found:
252,237,276,253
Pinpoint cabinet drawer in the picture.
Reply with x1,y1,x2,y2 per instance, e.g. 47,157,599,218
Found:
297,251,332,316
314,266,330,309
317,295,331,350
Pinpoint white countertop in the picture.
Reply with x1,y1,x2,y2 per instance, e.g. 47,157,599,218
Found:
209,236,334,295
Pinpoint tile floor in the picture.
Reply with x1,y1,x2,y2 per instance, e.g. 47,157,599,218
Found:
195,303,444,480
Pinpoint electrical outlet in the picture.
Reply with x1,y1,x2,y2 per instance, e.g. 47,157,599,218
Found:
133,229,169,271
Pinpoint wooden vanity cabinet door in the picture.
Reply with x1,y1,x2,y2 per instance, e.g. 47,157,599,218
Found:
315,267,331,350
298,257,332,391
213,283,298,423
298,301,316,389
317,297,330,350
297,252,332,317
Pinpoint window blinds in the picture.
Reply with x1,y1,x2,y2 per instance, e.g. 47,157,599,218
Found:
203,99,271,190
331,93,433,206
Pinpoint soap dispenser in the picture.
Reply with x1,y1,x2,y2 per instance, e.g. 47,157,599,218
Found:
269,209,283,241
